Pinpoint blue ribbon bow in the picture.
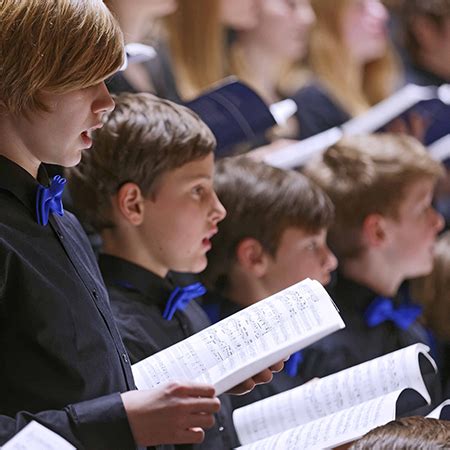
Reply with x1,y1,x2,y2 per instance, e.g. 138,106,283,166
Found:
36,175,67,226
163,282,207,320
364,296,422,330
284,351,304,377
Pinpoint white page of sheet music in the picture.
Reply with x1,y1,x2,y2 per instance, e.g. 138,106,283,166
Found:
236,389,403,450
132,278,345,395
2,421,75,450
234,343,433,444
427,399,450,419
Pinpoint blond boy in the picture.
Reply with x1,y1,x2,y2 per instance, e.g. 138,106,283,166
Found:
0,1,221,448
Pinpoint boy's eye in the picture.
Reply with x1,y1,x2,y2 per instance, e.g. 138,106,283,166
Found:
192,186,205,196
306,241,318,251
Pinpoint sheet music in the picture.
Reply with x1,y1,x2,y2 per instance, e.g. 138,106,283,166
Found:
427,399,450,419
429,134,450,162
2,421,75,450
236,390,403,450
234,343,434,444
263,126,342,170
341,84,436,135
132,278,344,395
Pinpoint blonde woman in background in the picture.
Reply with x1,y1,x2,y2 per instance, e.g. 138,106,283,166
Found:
291,0,400,139
164,0,259,100
230,0,315,104
229,0,316,139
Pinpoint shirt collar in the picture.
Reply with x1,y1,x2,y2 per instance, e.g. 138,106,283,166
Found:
99,254,173,307
330,271,382,315
0,155,50,214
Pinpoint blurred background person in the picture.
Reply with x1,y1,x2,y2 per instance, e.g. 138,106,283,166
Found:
165,0,259,100
411,231,450,397
400,0,450,86
105,0,180,100
291,0,400,139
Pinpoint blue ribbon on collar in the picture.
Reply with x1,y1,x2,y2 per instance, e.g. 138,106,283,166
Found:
284,351,304,377
163,282,207,320
364,296,422,330
36,175,67,226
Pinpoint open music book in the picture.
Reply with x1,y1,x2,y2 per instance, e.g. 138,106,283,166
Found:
234,343,437,449
341,84,450,146
132,278,345,396
264,83,450,170
427,399,450,420
2,421,75,450
186,78,277,157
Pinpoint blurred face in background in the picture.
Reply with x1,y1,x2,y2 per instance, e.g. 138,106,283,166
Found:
106,0,177,18
341,0,389,63
244,0,316,60
220,0,259,29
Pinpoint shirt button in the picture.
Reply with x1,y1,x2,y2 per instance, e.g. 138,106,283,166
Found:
122,353,129,364
57,231,64,240
92,290,98,300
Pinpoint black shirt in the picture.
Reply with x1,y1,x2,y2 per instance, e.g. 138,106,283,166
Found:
0,156,136,448
300,272,433,381
107,44,181,103
100,255,238,450
290,83,350,140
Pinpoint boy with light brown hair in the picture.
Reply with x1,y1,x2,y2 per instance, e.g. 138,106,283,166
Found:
301,133,444,381
0,0,246,448
201,155,337,405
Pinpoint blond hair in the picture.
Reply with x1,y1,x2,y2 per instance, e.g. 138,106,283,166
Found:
164,0,225,100
305,133,444,260
410,231,450,340
0,0,124,114
308,0,399,116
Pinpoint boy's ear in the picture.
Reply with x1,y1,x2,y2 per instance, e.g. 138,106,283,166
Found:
115,182,145,226
235,238,270,278
409,16,440,51
361,213,387,248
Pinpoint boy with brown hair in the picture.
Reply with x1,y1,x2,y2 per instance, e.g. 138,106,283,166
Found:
302,133,444,381
68,92,281,449
200,155,337,405
0,0,225,448
349,416,450,450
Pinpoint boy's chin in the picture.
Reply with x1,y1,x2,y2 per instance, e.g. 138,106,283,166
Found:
174,257,208,274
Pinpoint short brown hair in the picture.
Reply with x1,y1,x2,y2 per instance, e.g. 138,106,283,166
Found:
410,231,450,340
350,416,450,449
201,156,334,293
68,92,216,231
304,133,444,260
0,0,124,114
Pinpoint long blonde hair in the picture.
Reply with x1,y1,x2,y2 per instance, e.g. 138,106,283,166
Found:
308,0,399,116
164,0,225,100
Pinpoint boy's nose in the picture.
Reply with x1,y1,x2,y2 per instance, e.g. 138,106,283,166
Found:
92,82,115,114
211,192,226,223
432,208,445,234
323,247,338,272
